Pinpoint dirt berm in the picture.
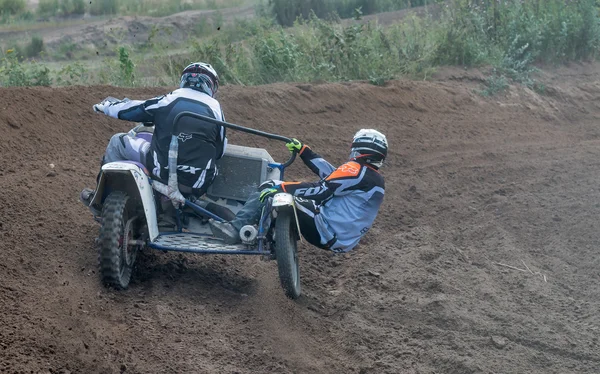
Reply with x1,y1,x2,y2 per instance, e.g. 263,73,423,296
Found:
2,64,600,373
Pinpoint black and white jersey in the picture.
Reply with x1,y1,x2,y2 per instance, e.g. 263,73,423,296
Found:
104,88,227,194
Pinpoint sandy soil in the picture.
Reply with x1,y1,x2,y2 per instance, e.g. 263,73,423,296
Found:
1,64,600,373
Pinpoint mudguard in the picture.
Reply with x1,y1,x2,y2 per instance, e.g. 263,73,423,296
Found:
90,162,159,241
272,192,295,207
272,193,302,243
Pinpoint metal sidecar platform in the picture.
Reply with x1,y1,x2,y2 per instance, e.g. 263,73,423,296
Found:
148,232,246,253
149,233,264,255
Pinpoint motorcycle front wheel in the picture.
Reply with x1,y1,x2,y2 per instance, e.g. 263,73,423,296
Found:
274,208,301,299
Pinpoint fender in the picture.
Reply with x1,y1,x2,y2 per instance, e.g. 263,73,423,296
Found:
272,192,295,207
272,193,303,243
90,162,159,241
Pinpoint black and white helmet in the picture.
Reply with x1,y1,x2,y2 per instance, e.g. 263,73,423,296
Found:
349,129,388,168
180,62,219,97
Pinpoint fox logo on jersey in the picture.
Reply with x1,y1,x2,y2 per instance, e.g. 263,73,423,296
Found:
177,133,193,142
340,164,359,175
295,186,325,196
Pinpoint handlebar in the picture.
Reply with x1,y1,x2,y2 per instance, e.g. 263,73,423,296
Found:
172,111,297,168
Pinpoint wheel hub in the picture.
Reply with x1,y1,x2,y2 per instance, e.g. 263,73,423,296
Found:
122,217,138,267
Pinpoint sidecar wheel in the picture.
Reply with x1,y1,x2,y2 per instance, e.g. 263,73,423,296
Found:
98,191,140,289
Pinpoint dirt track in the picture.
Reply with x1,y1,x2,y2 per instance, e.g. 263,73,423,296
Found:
2,65,600,373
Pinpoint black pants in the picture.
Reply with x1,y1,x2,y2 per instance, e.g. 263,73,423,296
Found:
293,197,327,249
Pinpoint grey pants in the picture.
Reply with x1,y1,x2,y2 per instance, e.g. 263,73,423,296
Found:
230,192,263,231
104,133,150,165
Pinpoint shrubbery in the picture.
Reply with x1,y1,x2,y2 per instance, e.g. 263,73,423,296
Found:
434,0,600,90
89,0,119,15
12,35,45,59
2,0,600,89
61,0,86,15
38,0,86,17
37,0,58,17
187,14,435,85
0,0,25,15
24,35,44,58
185,0,600,89
268,0,433,26
0,49,51,86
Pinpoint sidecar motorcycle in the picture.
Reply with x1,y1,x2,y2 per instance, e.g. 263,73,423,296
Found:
83,109,302,299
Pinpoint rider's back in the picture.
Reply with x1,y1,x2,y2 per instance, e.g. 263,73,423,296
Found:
144,88,226,193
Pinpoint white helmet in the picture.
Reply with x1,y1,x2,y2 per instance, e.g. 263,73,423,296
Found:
180,62,219,97
349,129,388,168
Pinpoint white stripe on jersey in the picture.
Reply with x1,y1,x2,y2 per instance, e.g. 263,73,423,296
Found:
193,159,212,189
152,151,161,178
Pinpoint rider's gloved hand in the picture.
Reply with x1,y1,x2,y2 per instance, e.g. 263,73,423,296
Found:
285,138,303,154
258,179,282,191
93,99,111,114
259,186,282,203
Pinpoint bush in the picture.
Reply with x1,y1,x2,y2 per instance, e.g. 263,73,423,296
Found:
434,0,492,66
89,0,118,15
55,61,87,85
39,0,86,16
0,49,52,87
267,0,428,26
189,15,433,85
25,36,44,58
13,35,45,59
57,40,77,58
118,46,135,85
61,0,85,15
434,0,600,93
0,0,26,15
183,0,600,89
479,71,508,97
37,0,59,17
437,0,600,66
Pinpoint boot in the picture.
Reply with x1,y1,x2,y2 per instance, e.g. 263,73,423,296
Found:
209,219,241,245
80,188,101,216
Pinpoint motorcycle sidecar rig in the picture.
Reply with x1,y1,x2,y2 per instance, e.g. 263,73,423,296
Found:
86,111,302,299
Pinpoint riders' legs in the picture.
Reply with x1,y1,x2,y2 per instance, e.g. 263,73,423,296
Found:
294,198,326,249
104,133,150,165
230,191,264,231
229,195,325,248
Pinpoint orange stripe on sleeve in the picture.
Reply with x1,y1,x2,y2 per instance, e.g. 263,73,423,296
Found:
326,161,361,180
280,182,301,192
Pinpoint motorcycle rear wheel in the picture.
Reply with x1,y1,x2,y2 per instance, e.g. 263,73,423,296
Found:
98,191,141,289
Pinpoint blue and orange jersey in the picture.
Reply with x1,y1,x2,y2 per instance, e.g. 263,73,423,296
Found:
280,145,385,252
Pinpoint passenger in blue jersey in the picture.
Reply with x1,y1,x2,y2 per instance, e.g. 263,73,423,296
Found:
80,62,227,204
210,129,387,253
